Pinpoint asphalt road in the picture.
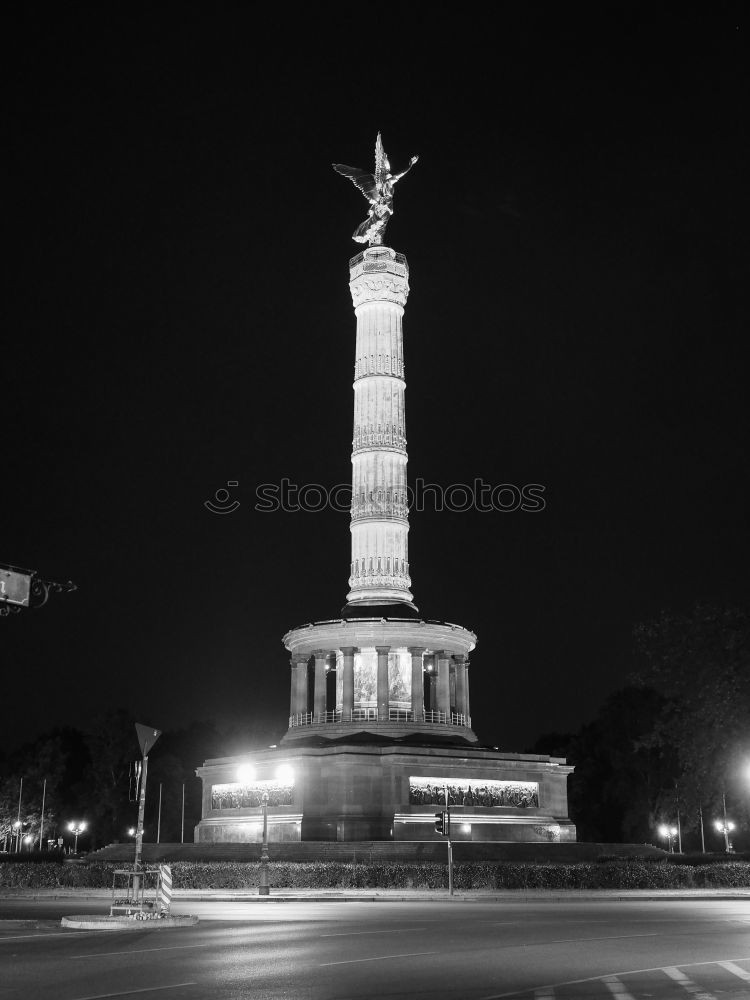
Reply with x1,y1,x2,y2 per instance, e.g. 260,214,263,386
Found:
1,898,749,999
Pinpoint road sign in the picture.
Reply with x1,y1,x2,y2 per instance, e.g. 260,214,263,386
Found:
0,566,32,606
135,724,162,757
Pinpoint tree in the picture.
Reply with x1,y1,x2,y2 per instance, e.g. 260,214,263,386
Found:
633,604,750,841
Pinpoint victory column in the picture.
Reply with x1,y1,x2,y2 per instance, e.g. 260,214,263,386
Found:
195,136,576,845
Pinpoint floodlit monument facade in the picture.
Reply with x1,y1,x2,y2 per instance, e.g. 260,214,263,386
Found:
195,136,576,845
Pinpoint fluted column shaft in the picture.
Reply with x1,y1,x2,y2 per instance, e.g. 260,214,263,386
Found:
341,646,356,722
465,661,471,723
347,247,414,607
376,645,390,720
408,647,425,722
437,651,451,717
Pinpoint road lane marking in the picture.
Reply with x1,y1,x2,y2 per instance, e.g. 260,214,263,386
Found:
602,977,636,999
529,933,658,946
320,950,438,967
663,966,718,999
719,960,750,982
320,927,427,937
71,944,203,959
0,931,97,942
480,955,750,999
70,985,197,1000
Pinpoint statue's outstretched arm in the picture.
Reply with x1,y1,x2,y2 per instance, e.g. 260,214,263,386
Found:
390,155,419,186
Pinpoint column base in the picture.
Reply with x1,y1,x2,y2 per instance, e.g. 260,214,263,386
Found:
341,600,420,619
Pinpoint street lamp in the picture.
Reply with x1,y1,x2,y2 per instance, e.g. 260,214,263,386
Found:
68,821,86,854
714,817,735,853
12,821,21,853
658,824,678,853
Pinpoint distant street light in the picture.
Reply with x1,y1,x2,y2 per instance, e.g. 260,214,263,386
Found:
717,791,735,853
23,835,33,850
714,817,735,853
658,824,678,853
68,821,86,854
127,827,136,838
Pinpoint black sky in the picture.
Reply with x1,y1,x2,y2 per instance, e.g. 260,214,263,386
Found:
4,8,748,754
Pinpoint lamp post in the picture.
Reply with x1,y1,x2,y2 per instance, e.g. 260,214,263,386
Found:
658,823,678,853
12,821,21,854
68,821,86,854
716,792,735,853
259,791,270,896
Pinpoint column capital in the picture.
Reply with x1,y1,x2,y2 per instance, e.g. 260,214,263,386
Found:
375,645,391,655
407,646,426,656
435,649,449,660
312,649,328,660
292,654,309,667
452,653,467,664
340,646,359,656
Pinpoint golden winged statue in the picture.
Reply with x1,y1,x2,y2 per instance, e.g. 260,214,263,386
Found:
333,133,418,246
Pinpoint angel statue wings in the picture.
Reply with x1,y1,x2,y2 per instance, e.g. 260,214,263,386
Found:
333,133,418,246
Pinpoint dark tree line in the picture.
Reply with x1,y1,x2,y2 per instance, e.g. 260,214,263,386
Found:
528,605,750,851
0,710,283,851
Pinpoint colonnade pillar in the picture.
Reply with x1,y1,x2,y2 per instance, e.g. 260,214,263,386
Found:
465,659,471,722
454,654,467,718
436,650,451,718
341,646,357,722
408,647,425,722
294,655,308,715
376,645,390,720
289,659,297,718
313,650,328,720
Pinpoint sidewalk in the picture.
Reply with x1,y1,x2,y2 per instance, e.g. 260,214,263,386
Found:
4,887,750,902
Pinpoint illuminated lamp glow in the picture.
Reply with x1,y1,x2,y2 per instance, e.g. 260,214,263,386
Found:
237,764,255,783
276,765,295,784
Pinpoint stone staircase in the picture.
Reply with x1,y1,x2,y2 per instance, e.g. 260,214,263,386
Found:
86,841,665,864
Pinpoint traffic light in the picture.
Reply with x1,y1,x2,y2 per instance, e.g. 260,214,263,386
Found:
434,811,450,836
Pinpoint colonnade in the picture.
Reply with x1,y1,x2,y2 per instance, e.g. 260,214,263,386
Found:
288,647,471,726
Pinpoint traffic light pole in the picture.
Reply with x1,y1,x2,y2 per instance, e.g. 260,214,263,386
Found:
445,786,453,897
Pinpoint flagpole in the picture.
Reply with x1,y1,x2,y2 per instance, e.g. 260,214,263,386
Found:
39,779,47,851
15,778,23,853
157,783,162,844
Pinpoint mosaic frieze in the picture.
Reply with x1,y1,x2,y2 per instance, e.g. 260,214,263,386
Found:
211,780,293,810
409,777,539,808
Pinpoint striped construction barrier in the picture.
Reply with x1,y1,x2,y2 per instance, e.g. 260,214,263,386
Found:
158,864,173,913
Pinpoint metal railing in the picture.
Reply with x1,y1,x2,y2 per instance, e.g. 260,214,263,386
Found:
352,707,378,721
288,708,470,728
288,712,313,728
388,708,413,721
423,709,448,724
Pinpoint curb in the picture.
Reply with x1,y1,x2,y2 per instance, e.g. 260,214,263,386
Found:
5,888,750,903
61,914,199,930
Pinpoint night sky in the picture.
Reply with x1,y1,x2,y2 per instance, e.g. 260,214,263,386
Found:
4,10,747,755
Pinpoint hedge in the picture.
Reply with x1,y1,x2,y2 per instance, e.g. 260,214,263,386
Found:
2,860,750,890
